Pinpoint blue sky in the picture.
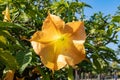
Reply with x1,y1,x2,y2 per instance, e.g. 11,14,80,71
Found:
80,0,120,50
81,0,120,18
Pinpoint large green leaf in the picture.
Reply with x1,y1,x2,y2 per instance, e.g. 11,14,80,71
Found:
0,21,27,30
0,30,14,42
99,46,114,53
16,51,32,74
0,35,7,49
92,54,101,73
0,48,18,70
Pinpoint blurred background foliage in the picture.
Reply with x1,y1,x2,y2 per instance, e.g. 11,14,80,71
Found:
0,0,120,80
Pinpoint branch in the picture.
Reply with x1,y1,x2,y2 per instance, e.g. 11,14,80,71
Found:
104,32,117,45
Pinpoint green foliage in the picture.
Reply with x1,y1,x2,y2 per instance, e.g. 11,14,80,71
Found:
0,21,27,30
112,5,120,23
0,48,18,70
112,16,120,22
51,0,91,21
0,0,119,79
16,50,32,74
85,12,120,73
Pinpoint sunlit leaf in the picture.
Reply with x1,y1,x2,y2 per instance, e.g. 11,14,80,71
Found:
0,0,12,5
0,48,18,69
16,51,32,74
0,35,7,46
112,16,120,22
115,27,120,31
92,54,101,72
0,21,27,30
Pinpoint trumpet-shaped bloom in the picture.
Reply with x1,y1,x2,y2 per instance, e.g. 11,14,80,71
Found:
30,13,86,71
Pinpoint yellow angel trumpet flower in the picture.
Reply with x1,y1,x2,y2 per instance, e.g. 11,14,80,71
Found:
2,6,11,22
30,13,86,71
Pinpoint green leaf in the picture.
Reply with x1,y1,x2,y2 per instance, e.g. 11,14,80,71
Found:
0,35,7,48
0,0,12,5
115,27,120,31
0,21,27,30
16,51,32,74
92,54,101,73
99,46,114,53
0,48,18,70
107,25,114,36
85,43,95,49
0,30,13,42
70,2,92,9
112,16,120,22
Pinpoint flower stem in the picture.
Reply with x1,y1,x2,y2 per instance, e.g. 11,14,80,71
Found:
67,66,74,80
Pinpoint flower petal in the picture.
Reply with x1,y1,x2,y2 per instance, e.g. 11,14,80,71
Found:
2,6,11,22
35,35,70,70
31,40,62,70
30,14,65,43
4,70,14,80
31,32,85,70
42,13,65,36
63,41,85,66
30,31,54,43
39,43,62,70
31,41,44,55
39,37,85,70
30,14,86,71
65,21,86,43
